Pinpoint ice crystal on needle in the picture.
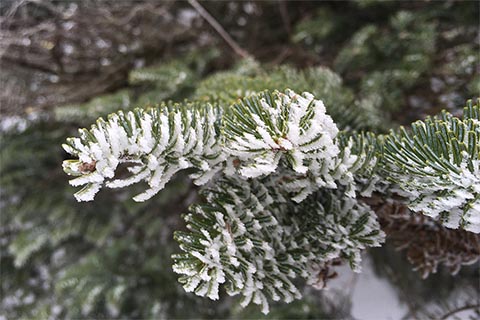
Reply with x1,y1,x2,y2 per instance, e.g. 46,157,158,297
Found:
63,89,370,203
383,101,480,233
223,90,366,202
63,103,223,201
223,89,339,177
173,177,384,314
61,86,478,315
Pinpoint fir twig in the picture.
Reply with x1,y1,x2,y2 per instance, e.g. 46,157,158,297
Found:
188,0,250,59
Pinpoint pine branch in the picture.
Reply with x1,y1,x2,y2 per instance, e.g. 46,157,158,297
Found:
337,131,384,197
54,89,132,124
195,65,384,131
128,58,196,91
222,90,340,179
63,89,376,203
173,177,384,314
63,102,224,202
382,99,480,233
222,90,378,202
61,85,479,315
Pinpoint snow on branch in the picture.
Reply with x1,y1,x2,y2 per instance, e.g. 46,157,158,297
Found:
64,89,375,203
61,88,479,315
63,103,224,202
173,177,384,314
223,90,372,202
382,99,480,233
223,89,340,178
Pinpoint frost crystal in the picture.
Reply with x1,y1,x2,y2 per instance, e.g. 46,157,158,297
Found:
63,90,374,203
173,177,384,313
223,89,364,201
61,87,480,316
384,103,480,233
63,105,224,201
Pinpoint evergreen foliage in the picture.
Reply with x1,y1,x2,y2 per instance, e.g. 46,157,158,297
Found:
3,2,479,318
61,86,478,313
128,57,199,107
195,63,384,131
63,102,223,202
382,100,480,233
334,10,436,112
294,1,478,120
0,51,225,318
1,119,223,318
62,88,382,204
173,177,383,314
62,87,390,313
54,90,133,123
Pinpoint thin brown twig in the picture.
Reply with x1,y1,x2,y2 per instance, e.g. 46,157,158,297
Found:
188,0,250,59
278,0,291,36
271,46,291,65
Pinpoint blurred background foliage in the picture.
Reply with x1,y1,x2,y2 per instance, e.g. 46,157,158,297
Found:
1,0,479,319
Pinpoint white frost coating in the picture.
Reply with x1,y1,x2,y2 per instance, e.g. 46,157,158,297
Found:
224,89,362,202
63,106,223,202
69,171,104,187
386,113,480,233
73,183,102,202
405,158,480,233
173,177,385,314
225,90,340,177
63,90,387,312
65,90,370,204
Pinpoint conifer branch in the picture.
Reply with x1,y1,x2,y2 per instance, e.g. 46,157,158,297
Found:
173,177,384,314
382,99,480,233
63,89,374,203
63,102,224,202
61,87,479,315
